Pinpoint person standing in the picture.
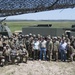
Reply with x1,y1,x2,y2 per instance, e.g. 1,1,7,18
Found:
46,37,53,61
32,38,40,60
40,37,47,60
52,37,59,61
66,42,74,61
59,38,67,62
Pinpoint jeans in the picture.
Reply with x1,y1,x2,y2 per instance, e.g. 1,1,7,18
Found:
60,50,67,61
40,48,47,60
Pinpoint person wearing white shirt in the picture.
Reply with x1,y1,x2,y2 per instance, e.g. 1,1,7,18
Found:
32,38,40,60
40,37,47,60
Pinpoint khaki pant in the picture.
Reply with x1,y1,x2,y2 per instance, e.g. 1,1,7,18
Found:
71,53,75,61
52,51,58,61
47,50,52,61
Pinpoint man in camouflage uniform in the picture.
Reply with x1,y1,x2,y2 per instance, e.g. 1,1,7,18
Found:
71,38,75,49
71,51,75,61
0,36,4,66
46,37,53,61
0,36,3,51
52,37,59,61
3,45,11,64
3,36,9,47
10,46,18,64
25,35,30,57
18,44,28,63
66,42,75,61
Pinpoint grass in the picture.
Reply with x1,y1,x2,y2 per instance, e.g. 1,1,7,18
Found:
4,20,75,32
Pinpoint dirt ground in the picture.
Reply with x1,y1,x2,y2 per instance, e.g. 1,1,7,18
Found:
0,60,75,75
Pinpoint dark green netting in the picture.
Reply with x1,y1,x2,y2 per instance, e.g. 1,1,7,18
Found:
0,0,75,16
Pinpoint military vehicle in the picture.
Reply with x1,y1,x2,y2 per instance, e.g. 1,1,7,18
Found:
0,18,12,37
63,25,75,38
22,24,65,37
22,24,75,38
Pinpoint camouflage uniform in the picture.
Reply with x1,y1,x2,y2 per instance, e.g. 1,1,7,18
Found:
0,49,4,64
71,38,75,49
3,45,11,64
30,39,34,59
18,45,28,63
70,46,75,61
10,47,18,64
52,38,59,61
66,42,73,60
25,39,30,57
47,39,53,61
22,48,28,63
8,38,14,48
3,36,9,47
0,39,3,51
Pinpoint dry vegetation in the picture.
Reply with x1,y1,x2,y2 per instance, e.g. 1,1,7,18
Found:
0,60,75,75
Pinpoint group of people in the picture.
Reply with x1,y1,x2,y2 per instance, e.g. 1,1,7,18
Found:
25,33,75,62
0,33,75,65
0,34,28,65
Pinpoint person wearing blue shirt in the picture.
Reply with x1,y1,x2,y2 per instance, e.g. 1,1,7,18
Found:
59,38,67,62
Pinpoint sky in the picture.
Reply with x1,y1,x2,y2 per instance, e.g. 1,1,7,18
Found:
1,8,75,20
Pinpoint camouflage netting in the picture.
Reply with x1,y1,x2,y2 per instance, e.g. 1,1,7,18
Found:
0,0,75,17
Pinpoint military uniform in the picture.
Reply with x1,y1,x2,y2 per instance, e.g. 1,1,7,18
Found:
71,40,75,49
3,46,11,64
52,39,59,61
70,47,75,61
22,48,28,63
0,38,3,51
0,36,3,51
47,39,53,61
18,46,28,63
25,39,30,57
10,48,18,64
3,36,9,47
66,43,73,60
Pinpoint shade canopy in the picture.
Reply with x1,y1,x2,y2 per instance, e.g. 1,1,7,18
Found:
0,0,75,17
